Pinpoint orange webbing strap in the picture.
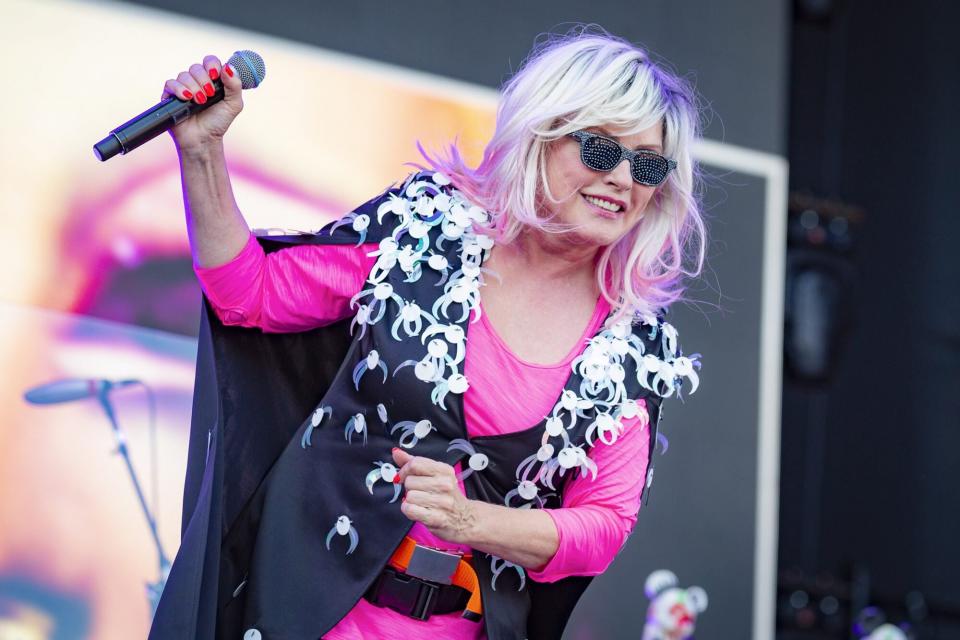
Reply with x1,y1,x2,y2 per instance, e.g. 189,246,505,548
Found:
387,535,418,568
450,556,483,620
388,535,483,619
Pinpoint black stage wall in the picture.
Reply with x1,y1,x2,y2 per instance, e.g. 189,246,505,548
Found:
782,2,960,634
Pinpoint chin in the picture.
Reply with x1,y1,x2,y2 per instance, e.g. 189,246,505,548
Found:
571,210,635,247
565,223,627,249
544,200,638,248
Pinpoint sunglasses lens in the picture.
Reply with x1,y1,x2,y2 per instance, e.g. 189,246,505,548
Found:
633,153,670,186
580,135,622,171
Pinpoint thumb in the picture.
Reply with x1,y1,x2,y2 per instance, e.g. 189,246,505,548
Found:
221,63,244,108
392,447,413,468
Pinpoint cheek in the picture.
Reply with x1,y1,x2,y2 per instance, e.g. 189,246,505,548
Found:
546,150,590,198
631,186,658,214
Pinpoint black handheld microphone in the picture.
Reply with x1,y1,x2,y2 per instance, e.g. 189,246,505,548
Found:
93,50,266,161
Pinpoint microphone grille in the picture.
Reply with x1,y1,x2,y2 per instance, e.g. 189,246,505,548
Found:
227,50,266,90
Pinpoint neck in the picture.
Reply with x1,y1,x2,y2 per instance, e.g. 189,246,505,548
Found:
489,228,601,285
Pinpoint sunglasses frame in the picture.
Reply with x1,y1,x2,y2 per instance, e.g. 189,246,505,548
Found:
567,130,677,187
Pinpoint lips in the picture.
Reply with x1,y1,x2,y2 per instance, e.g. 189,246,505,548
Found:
582,193,626,217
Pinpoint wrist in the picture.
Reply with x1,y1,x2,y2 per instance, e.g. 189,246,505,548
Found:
176,137,224,161
457,499,488,546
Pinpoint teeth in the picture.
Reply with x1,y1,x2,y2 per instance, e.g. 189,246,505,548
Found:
584,195,621,212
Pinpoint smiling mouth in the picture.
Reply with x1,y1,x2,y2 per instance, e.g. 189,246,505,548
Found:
582,194,623,215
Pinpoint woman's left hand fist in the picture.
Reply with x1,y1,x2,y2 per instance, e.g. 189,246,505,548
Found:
392,448,476,544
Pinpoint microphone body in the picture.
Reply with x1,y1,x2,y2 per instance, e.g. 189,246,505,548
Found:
94,83,225,161
24,378,140,405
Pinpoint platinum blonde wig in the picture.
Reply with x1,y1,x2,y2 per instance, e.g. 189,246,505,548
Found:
424,29,706,322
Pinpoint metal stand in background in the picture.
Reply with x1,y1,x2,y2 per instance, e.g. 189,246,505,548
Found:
95,386,170,616
24,377,170,617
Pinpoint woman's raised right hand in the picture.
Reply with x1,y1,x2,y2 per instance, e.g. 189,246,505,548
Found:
162,54,244,152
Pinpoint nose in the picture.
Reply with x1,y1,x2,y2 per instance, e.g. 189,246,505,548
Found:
605,157,633,190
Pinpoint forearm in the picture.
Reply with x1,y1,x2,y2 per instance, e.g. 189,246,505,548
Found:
178,139,251,268
462,500,559,571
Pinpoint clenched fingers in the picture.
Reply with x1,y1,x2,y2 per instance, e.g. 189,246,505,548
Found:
161,55,232,104
395,454,455,483
402,474,455,494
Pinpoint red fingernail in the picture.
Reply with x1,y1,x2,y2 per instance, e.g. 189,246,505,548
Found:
209,67,219,81
203,83,214,97
182,90,193,99
224,64,234,78
392,447,399,453
196,92,207,104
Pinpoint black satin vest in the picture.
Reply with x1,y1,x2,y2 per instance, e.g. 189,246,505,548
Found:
149,173,695,640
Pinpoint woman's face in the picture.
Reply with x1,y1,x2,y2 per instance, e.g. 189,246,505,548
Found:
542,122,665,248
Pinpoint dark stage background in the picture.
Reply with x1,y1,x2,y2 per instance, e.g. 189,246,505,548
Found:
779,1,960,637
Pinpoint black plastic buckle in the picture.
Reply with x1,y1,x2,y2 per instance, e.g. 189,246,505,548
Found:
366,567,446,621
409,579,440,621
